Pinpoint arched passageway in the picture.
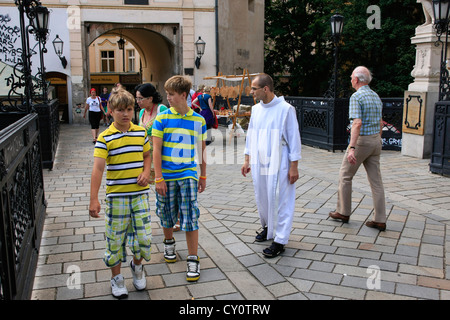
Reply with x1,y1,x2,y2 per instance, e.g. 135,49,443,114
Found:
84,22,181,94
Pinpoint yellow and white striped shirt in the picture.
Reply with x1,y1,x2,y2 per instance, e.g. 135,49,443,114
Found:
94,123,150,197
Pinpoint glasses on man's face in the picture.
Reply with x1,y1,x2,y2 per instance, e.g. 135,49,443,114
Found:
251,87,264,91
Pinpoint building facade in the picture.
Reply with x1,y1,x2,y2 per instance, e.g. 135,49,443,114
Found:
0,0,265,124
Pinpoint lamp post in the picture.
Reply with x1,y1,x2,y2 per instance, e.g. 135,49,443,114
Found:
326,13,344,99
194,36,206,69
52,35,68,68
117,37,125,72
29,3,49,102
432,0,450,101
430,0,450,176
3,0,50,112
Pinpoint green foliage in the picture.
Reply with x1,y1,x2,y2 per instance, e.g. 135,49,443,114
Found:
264,0,424,97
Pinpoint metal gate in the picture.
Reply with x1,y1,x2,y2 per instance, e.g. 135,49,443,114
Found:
0,113,46,300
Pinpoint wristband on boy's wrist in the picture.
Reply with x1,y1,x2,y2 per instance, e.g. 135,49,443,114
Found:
155,177,164,183
199,176,207,180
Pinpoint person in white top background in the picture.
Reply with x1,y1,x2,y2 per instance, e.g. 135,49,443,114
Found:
84,88,106,143
241,73,302,258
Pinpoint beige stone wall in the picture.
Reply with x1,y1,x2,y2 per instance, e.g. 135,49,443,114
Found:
1,0,265,123
217,0,265,76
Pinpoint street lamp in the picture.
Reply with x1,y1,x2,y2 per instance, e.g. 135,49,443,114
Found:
3,1,50,112
194,36,206,69
52,35,67,68
433,0,450,28
430,0,450,176
325,13,344,99
432,0,450,100
330,13,344,45
117,36,125,72
29,4,50,101
32,4,49,39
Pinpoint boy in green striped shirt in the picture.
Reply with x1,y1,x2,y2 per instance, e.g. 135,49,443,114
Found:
153,75,207,282
89,87,152,298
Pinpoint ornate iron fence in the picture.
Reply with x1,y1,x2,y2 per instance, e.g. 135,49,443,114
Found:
0,99,60,170
34,99,60,170
0,113,46,300
285,97,349,152
430,101,450,175
286,97,403,152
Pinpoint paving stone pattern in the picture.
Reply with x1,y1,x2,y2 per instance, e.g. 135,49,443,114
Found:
31,124,450,300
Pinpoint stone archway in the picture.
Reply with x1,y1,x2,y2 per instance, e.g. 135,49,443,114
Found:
83,22,181,94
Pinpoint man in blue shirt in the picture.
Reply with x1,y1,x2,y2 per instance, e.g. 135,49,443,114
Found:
329,66,386,231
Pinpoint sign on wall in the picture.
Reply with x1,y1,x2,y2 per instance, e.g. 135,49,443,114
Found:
403,91,426,136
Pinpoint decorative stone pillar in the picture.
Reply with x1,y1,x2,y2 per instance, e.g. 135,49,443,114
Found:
67,4,89,125
403,18,443,158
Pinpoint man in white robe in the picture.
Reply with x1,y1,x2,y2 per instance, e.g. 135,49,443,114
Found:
241,74,302,258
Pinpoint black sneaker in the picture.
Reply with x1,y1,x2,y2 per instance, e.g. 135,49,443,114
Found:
163,238,176,263
186,255,200,282
255,227,268,242
262,242,285,258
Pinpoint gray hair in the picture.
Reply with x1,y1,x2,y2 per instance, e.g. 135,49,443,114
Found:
353,66,372,84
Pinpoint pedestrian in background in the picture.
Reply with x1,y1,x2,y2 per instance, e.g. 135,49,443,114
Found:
329,66,387,231
136,83,168,185
192,86,215,145
84,88,105,143
191,85,204,114
100,87,111,126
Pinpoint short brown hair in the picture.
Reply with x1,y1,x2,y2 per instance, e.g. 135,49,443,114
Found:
164,75,192,97
254,73,274,92
108,87,135,110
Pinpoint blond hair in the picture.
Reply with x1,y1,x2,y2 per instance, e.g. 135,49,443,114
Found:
164,75,192,97
108,87,135,110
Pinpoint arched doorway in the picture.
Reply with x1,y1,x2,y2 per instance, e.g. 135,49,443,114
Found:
85,23,180,96
46,72,69,123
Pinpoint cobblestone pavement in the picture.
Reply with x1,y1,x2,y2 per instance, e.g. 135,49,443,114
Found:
31,124,450,300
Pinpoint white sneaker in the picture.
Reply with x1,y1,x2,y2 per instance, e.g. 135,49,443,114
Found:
111,274,128,299
130,260,146,291
186,255,200,282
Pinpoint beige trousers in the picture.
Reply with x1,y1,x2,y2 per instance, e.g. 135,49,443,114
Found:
336,134,386,223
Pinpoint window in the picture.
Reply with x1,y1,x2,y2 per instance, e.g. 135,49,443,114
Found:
101,51,115,72
127,49,135,72
248,0,255,12
124,0,148,4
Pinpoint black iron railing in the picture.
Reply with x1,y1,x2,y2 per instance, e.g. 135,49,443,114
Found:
0,113,46,300
285,97,349,151
430,101,450,175
35,99,60,170
286,97,403,152
0,99,60,170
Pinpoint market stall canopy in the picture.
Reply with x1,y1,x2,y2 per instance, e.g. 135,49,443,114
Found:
203,70,260,143
203,73,261,82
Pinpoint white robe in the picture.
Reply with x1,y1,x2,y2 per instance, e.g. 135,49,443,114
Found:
244,96,302,245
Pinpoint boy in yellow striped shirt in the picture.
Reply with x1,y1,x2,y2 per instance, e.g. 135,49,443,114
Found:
89,87,152,299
